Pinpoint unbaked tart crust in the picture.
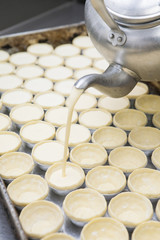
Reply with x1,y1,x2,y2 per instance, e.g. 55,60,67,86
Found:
81,217,129,240
128,127,160,150
127,82,149,99
63,188,107,226
156,199,160,220
92,126,127,149
151,147,160,169
135,94,160,114
132,221,160,240
113,109,147,131
42,232,75,240
45,162,85,194
108,146,147,173
152,111,160,129
7,174,49,207
0,152,34,180
128,168,160,199
19,200,63,239
70,142,107,169
108,192,153,228
86,166,126,195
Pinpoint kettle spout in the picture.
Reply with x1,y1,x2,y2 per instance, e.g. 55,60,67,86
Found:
74,63,140,98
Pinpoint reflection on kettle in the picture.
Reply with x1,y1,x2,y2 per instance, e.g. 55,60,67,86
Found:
74,0,160,97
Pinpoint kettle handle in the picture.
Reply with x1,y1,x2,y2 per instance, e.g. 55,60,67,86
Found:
90,0,126,46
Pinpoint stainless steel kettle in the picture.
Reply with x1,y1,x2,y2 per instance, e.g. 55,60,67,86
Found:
75,0,160,97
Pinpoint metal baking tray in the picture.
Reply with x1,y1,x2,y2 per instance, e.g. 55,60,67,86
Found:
0,22,160,240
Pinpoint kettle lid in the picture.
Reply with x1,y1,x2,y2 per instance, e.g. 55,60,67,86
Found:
106,0,160,24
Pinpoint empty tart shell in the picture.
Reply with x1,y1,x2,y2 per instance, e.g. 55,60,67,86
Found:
127,82,149,99
128,168,160,200
132,221,160,240
92,126,127,149
113,109,147,131
151,147,160,170
19,200,63,239
63,188,107,226
7,174,49,208
42,233,75,240
0,152,34,181
152,111,160,129
81,217,129,240
156,199,160,220
135,94,160,114
108,192,153,229
86,166,126,196
128,127,160,150
70,143,107,170
108,146,147,174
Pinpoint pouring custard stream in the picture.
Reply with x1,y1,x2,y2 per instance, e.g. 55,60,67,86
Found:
62,87,83,176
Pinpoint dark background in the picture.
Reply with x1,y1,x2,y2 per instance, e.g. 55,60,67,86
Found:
0,0,85,36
